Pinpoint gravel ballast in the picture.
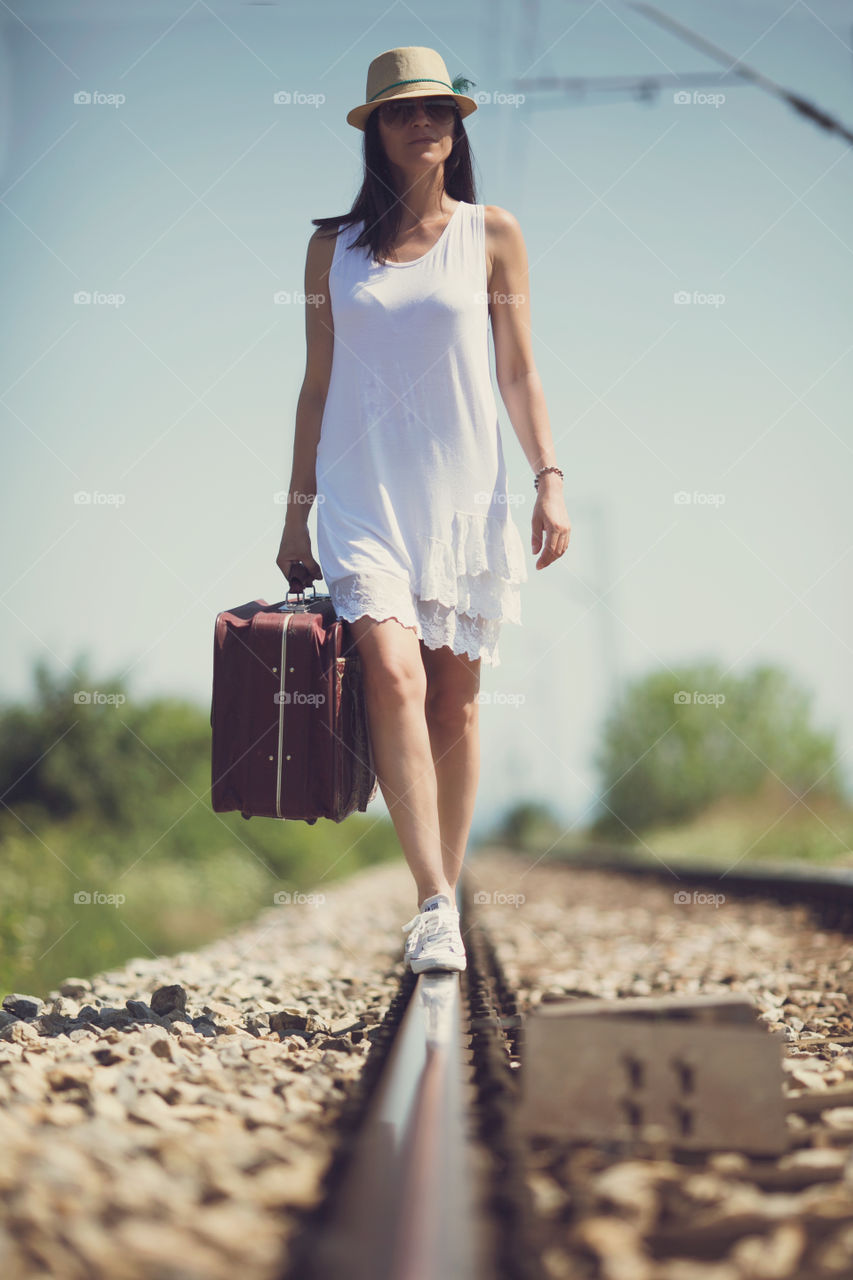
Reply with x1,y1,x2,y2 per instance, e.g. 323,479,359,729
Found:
0,859,420,1280
6,843,853,1280
468,847,853,1280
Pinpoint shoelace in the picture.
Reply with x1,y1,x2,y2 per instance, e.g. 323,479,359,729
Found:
402,907,462,953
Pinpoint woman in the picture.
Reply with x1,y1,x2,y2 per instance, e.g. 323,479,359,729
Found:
275,47,570,973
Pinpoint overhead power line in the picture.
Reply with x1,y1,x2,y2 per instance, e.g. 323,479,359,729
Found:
628,2,853,147
512,70,748,108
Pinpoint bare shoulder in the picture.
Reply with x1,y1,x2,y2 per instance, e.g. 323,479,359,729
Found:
483,205,527,286
484,204,522,237
303,227,337,393
306,224,338,274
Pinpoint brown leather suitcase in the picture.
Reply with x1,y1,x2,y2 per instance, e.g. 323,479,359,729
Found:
210,577,378,824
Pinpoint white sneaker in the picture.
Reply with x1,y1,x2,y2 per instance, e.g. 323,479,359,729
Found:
402,897,467,973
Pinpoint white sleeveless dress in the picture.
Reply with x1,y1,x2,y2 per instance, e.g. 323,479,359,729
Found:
314,200,528,667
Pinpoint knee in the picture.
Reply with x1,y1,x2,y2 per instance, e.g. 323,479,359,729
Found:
350,617,428,707
363,654,426,707
425,684,479,731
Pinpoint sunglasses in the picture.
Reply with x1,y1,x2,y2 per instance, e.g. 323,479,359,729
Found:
377,97,459,128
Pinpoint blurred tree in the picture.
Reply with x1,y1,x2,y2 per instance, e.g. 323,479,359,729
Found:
0,653,208,831
0,653,398,875
0,654,399,995
591,661,841,837
494,800,565,849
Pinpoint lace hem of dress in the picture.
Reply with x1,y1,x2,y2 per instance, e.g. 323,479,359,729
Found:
328,573,508,667
326,511,528,667
417,509,528,624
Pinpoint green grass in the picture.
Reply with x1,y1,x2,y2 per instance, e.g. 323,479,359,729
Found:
637,775,853,869
0,808,400,999
484,777,853,872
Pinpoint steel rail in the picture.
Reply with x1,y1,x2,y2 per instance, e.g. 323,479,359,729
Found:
296,877,494,1280
545,843,853,928
290,845,853,1280
308,970,484,1280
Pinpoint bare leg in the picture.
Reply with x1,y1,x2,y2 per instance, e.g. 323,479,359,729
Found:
347,615,454,907
421,644,481,893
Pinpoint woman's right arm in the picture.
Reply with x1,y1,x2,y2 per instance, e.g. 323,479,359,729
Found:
276,227,337,584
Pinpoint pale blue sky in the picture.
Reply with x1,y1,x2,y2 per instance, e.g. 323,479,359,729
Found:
1,1,851,837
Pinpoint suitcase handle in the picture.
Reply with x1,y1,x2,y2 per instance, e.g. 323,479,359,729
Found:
281,562,344,662
286,560,316,602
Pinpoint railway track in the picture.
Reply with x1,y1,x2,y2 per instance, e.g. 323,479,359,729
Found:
281,849,853,1280
282,873,542,1280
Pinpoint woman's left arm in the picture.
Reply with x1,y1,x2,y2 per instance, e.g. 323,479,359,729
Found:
486,205,571,571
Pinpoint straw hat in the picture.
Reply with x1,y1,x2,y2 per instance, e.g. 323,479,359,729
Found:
346,46,477,132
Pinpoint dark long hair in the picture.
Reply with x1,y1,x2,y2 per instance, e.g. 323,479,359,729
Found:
312,107,477,265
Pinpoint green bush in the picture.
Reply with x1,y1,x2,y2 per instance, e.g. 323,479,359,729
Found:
489,800,565,851
591,660,841,838
0,653,398,997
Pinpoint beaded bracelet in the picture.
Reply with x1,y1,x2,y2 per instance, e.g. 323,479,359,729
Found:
534,466,564,491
